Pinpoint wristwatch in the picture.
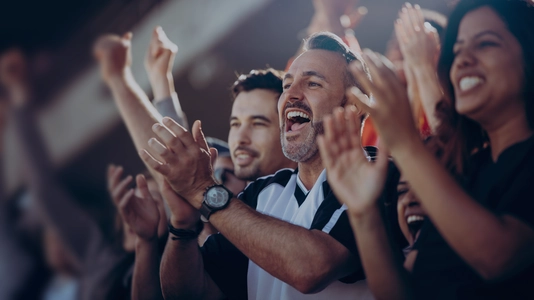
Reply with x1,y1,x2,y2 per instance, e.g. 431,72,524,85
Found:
199,184,233,221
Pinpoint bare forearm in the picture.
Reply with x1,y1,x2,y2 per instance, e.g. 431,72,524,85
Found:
349,207,413,300
412,65,442,133
107,71,164,181
393,139,534,279
132,239,163,300
210,199,355,293
160,236,223,300
153,92,189,130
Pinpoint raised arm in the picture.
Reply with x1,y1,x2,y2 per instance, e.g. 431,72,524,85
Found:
93,33,165,183
349,49,534,281
395,4,442,133
144,27,189,129
1,49,102,265
292,0,365,59
318,106,413,300
140,118,359,295
116,174,164,300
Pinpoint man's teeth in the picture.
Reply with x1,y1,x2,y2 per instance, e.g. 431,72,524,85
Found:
407,215,424,224
459,76,483,92
236,153,251,159
287,111,310,120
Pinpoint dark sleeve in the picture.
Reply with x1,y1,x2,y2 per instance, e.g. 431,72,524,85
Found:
310,182,365,283
496,167,534,228
12,106,104,264
153,96,189,130
201,234,248,300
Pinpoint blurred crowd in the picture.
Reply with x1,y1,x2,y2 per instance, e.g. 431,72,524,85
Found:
0,0,533,299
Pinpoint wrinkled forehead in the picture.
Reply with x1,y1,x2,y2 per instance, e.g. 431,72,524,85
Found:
286,49,348,83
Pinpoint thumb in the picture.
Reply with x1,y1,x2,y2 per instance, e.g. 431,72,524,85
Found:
123,32,133,40
209,147,218,167
192,120,209,152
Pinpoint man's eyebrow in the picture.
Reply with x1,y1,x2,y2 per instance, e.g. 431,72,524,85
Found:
229,116,238,122
303,70,327,81
250,115,271,123
283,73,293,80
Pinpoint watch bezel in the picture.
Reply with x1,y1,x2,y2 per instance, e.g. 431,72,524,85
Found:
204,185,231,208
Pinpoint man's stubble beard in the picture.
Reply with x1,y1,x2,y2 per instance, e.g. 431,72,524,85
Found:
281,120,324,163
235,163,262,182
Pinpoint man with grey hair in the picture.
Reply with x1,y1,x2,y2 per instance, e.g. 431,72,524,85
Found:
141,32,374,300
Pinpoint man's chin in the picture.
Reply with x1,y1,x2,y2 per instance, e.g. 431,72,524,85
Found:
235,166,261,182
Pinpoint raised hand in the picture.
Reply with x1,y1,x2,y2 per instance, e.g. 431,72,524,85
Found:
0,48,30,107
144,27,178,100
394,3,442,133
118,175,160,241
318,106,389,216
394,3,440,69
348,49,419,152
139,118,217,210
107,164,133,206
93,32,133,83
309,0,366,37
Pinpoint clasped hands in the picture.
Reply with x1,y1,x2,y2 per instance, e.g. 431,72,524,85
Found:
139,117,218,213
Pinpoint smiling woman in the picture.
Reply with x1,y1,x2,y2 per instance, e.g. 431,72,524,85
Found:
319,0,534,299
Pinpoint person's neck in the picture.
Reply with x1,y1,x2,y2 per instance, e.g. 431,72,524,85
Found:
484,115,533,162
297,154,324,190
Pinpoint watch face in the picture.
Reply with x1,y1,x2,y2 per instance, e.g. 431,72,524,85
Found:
205,186,229,208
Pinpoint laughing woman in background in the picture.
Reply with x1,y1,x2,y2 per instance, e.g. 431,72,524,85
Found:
319,0,534,299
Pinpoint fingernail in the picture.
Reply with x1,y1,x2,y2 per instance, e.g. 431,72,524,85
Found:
351,86,362,95
152,123,161,131
162,117,172,125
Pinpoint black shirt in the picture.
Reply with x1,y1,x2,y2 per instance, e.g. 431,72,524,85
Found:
412,136,534,299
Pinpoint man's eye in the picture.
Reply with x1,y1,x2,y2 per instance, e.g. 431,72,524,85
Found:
309,82,321,87
230,122,239,127
283,84,291,89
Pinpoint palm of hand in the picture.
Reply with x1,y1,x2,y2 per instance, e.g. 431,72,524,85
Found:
122,194,160,241
329,147,387,214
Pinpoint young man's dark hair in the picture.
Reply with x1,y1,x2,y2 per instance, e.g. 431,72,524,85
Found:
231,68,284,99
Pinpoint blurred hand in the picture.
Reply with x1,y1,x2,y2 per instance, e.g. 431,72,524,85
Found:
144,27,178,100
118,175,160,241
309,0,366,36
348,49,419,152
394,4,440,69
318,107,389,216
107,164,133,207
139,118,217,210
0,48,30,106
93,32,133,83
0,48,28,88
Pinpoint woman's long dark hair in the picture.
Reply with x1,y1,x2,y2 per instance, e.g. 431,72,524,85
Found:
433,0,534,177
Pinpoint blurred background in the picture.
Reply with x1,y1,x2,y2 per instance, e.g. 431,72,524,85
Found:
0,0,452,219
